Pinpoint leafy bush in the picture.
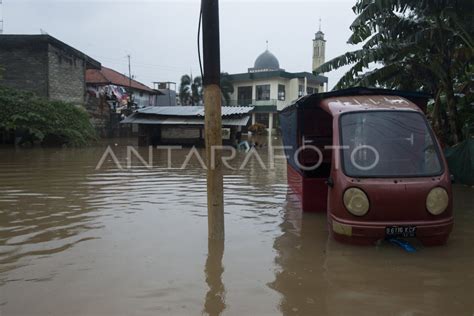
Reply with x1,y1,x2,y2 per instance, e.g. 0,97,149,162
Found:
248,123,267,135
0,86,96,146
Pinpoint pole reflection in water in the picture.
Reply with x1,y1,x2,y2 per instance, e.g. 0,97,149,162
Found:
203,238,226,316
0,141,473,315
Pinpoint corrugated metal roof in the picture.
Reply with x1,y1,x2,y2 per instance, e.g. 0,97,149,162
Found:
121,113,250,126
138,106,254,117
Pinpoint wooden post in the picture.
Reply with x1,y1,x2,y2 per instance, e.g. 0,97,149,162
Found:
202,0,224,240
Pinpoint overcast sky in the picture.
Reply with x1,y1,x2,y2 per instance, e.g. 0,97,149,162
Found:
2,0,358,90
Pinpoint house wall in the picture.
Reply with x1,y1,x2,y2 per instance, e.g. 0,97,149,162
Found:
84,93,113,138
161,126,201,139
156,89,177,106
133,90,153,108
272,78,292,110
287,78,301,104
0,42,49,97
231,77,307,111
138,125,205,147
139,125,238,147
47,44,86,104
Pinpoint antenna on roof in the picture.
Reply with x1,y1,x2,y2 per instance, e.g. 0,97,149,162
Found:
266,40,268,50
318,18,322,32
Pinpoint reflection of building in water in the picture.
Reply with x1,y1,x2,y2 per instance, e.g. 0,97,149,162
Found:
268,191,330,315
203,239,226,316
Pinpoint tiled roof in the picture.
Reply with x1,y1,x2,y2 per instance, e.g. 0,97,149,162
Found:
86,66,153,92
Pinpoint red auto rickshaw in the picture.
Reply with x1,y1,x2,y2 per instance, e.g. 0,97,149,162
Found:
279,88,453,246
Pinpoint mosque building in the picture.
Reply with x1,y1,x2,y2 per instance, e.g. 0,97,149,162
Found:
227,25,328,131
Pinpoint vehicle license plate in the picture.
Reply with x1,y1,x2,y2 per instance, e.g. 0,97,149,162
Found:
385,226,416,237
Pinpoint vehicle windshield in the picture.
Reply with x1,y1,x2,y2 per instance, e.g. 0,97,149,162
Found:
340,111,443,177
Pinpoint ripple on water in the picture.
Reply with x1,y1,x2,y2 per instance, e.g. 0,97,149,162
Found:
0,144,473,315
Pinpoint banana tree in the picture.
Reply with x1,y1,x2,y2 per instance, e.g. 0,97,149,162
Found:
315,0,474,144
220,72,235,106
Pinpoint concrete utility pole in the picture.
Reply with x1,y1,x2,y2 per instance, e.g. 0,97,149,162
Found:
201,0,224,240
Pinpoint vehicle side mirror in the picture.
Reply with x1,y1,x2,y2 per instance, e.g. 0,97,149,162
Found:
326,177,334,188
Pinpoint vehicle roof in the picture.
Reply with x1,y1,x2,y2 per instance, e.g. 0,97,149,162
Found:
320,95,422,115
280,87,431,115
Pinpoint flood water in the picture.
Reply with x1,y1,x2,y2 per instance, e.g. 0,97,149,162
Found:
1,138,473,316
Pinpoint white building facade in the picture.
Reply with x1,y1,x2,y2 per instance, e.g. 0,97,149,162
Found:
227,28,328,131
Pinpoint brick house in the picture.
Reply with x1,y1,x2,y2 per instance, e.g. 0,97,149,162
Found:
0,34,101,104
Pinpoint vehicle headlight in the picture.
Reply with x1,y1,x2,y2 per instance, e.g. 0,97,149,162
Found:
426,187,449,215
343,187,369,216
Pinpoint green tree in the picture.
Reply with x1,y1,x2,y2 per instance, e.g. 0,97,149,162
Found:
220,72,235,106
0,86,96,146
315,0,474,144
179,73,235,106
179,74,203,106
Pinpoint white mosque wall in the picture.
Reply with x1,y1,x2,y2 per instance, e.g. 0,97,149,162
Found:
229,77,324,111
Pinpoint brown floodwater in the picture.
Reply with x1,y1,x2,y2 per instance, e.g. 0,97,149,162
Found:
0,138,473,316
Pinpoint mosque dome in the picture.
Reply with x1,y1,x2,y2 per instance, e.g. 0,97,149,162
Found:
253,49,280,70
